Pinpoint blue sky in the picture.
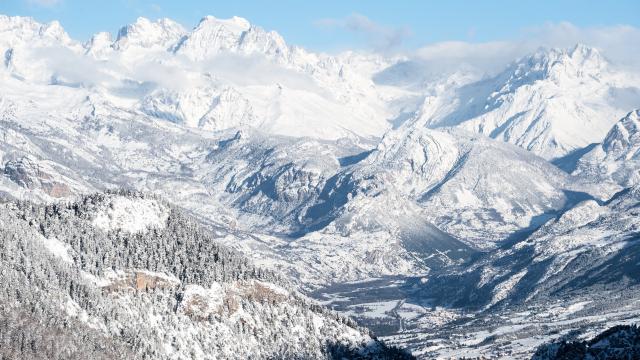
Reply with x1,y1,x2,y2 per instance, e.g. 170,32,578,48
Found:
1,0,638,52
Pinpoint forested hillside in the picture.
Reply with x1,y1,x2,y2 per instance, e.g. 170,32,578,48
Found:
0,190,412,359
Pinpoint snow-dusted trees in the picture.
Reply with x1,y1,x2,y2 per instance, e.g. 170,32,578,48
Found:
9,190,281,287
0,192,412,359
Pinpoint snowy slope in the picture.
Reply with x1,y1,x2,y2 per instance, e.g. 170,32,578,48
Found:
352,122,571,247
113,17,186,51
0,14,616,287
377,111,640,358
0,193,411,359
421,45,639,159
571,109,640,190
533,324,640,360
0,14,395,143
394,183,640,331
91,195,170,233
355,184,640,358
1,13,640,359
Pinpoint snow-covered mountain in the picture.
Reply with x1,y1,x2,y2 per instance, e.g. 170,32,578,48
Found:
113,17,186,51
1,13,639,359
0,191,412,359
352,120,572,247
348,180,640,357
418,44,639,159
2,14,637,153
569,109,640,190
1,15,395,142
420,183,640,310
349,113,640,357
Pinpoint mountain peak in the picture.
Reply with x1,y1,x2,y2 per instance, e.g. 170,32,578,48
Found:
174,15,290,61
0,14,38,30
196,15,251,33
570,42,598,56
568,43,606,69
514,44,607,83
172,15,252,59
39,19,65,38
84,31,112,57
114,17,185,50
602,109,640,159
0,15,71,45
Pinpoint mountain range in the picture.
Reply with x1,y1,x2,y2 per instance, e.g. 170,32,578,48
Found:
0,14,639,359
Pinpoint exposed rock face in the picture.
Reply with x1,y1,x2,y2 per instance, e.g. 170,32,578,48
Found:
3,157,71,197
4,156,42,188
100,270,180,293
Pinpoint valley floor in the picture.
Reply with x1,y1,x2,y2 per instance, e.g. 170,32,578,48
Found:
313,277,640,358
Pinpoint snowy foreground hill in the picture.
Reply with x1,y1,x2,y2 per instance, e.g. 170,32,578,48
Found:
0,14,639,359
0,191,411,359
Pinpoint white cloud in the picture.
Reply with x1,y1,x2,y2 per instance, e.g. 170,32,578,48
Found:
315,17,638,74
408,22,640,78
524,22,640,70
20,41,320,95
128,59,198,91
23,45,195,93
316,13,410,53
197,53,323,92
415,41,521,74
29,46,114,86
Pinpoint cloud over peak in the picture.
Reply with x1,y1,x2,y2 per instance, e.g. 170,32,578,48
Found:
316,13,410,53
